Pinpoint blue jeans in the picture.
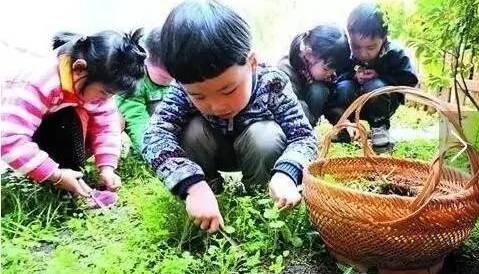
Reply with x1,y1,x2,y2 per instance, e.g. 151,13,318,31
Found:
300,82,355,126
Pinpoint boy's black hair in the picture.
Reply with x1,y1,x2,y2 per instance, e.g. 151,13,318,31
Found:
289,24,351,78
52,29,146,95
157,0,251,84
347,2,388,39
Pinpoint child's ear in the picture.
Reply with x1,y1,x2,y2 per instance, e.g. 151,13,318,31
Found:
72,59,88,78
302,50,315,62
248,52,258,71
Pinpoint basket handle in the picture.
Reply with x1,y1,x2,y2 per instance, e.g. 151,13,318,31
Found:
326,86,479,224
376,144,478,225
320,120,376,159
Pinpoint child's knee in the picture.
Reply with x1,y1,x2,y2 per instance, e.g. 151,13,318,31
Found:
362,79,387,93
335,80,356,106
306,83,330,103
181,116,211,147
235,121,286,160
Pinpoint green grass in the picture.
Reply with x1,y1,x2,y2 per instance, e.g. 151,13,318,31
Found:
1,155,324,274
391,105,439,129
2,106,478,274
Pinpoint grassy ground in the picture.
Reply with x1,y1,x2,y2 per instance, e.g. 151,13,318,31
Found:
2,106,478,274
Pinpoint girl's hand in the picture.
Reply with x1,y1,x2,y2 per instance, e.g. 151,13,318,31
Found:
186,181,224,233
99,166,122,191
48,169,91,197
268,172,302,210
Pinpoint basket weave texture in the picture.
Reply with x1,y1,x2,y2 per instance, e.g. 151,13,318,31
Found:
303,87,479,270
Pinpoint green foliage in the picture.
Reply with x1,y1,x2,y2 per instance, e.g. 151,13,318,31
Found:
391,105,439,129
1,156,323,273
463,112,479,150
383,0,479,94
2,106,478,273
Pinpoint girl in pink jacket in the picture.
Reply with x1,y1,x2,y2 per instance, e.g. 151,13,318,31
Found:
1,29,145,199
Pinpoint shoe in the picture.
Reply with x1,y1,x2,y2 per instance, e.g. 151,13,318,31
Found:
331,129,351,143
207,176,225,194
371,125,390,147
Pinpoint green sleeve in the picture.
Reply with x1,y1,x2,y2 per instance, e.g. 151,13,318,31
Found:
116,76,172,153
116,88,150,153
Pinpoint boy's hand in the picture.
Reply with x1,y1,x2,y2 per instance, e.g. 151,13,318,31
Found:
186,181,224,233
346,125,361,141
355,69,378,84
48,169,91,197
100,166,122,191
268,172,302,210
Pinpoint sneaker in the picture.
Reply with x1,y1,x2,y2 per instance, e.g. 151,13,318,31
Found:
371,125,390,147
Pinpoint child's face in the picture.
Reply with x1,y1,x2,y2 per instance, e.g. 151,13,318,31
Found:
303,54,334,82
183,55,257,119
79,82,115,103
349,33,385,63
145,60,173,85
72,59,114,103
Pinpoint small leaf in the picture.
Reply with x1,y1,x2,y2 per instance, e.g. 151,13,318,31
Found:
263,208,279,219
269,220,285,229
257,198,271,205
223,226,236,234
291,236,303,248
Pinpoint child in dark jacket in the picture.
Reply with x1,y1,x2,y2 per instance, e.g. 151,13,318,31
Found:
142,0,317,233
337,2,419,147
278,24,352,128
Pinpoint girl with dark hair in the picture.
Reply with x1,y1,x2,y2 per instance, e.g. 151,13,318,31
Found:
278,24,353,136
1,29,146,201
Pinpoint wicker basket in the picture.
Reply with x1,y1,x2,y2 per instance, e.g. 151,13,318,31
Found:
303,87,479,270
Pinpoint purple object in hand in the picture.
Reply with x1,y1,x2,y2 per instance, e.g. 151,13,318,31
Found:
88,190,118,209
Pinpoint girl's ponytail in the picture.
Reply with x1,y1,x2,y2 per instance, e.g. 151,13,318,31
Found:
52,32,81,50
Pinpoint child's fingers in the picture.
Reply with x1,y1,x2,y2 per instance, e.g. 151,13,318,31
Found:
208,218,220,233
73,183,90,197
200,218,211,230
282,200,296,211
218,213,225,229
114,176,122,189
292,194,302,206
275,197,287,209
193,218,202,226
106,176,121,191
280,194,302,211
71,170,84,179
78,179,93,194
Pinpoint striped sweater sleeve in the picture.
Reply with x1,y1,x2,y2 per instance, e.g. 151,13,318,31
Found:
85,99,121,169
1,82,58,182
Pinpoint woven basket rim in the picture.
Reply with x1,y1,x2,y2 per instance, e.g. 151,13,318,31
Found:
307,176,476,202
305,156,473,201
308,155,473,178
